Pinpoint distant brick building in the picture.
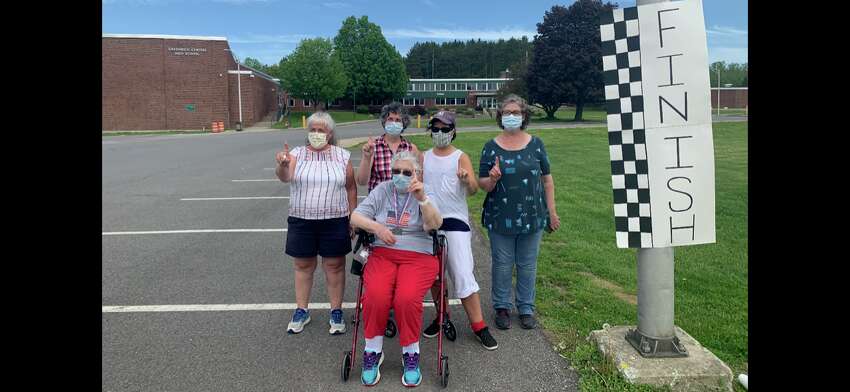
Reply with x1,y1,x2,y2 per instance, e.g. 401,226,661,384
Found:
710,87,748,109
102,34,281,131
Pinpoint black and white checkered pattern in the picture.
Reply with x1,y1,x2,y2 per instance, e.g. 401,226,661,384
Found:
600,7,652,248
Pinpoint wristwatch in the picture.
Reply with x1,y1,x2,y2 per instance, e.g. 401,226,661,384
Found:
418,197,431,206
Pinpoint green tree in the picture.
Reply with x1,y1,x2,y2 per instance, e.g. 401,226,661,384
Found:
710,61,748,87
279,38,348,111
243,57,265,72
333,16,408,104
527,0,614,120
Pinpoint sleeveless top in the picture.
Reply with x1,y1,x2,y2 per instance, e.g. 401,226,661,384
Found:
423,148,469,226
368,134,413,193
289,145,351,220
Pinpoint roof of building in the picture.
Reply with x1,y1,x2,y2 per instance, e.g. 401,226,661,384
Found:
409,78,511,82
102,34,228,41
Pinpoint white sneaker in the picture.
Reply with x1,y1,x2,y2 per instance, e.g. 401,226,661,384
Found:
287,308,311,334
329,308,346,335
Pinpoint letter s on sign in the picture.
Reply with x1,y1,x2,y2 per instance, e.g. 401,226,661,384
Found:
667,176,693,212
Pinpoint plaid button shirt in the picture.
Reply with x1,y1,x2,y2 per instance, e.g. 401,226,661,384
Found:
368,134,413,193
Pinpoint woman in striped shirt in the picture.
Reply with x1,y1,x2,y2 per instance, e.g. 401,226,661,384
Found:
275,111,357,336
356,102,421,193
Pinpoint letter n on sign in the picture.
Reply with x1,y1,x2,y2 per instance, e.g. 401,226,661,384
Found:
599,0,715,249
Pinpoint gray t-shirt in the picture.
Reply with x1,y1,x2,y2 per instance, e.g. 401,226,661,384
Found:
354,180,438,255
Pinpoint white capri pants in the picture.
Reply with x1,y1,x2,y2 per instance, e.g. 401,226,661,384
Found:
443,230,480,299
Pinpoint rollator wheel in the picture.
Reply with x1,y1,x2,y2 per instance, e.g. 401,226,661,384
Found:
440,355,449,388
341,351,352,382
384,319,397,338
443,320,457,342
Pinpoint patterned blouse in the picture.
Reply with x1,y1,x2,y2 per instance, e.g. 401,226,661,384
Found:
368,134,414,193
478,136,552,235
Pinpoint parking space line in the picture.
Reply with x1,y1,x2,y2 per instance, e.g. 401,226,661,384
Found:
102,300,462,313
103,229,287,235
180,196,366,201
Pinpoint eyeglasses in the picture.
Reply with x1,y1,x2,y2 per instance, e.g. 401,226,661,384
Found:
391,168,414,177
430,126,454,133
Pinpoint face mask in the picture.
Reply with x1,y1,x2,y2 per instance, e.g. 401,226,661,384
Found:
308,132,328,149
501,114,523,131
385,121,403,135
431,131,453,148
392,174,411,192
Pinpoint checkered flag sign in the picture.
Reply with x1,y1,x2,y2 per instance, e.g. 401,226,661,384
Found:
600,6,652,248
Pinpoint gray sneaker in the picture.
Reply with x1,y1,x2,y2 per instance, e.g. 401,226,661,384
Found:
494,309,511,330
519,314,538,329
287,308,311,334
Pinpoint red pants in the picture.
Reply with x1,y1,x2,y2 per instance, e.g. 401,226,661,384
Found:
362,246,439,347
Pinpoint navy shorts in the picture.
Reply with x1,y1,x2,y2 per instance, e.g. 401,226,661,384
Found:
285,216,352,258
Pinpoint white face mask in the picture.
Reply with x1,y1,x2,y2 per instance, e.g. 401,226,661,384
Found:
308,132,328,149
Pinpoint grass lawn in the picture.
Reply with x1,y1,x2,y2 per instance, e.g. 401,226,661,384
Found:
399,121,748,391
439,106,608,128
272,111,377,128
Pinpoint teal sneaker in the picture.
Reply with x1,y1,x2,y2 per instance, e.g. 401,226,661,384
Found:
401,352,421,387
361,350,383,386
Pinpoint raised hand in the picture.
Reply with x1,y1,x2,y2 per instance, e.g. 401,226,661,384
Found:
489,156,502,182
276,142,292,166
408,176,426,201
457,167,469,182
362,135,375,157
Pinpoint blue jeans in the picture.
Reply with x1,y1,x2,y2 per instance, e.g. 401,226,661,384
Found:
488,229,543,315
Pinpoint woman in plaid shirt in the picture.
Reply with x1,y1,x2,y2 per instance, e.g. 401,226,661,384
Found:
356,102,421,193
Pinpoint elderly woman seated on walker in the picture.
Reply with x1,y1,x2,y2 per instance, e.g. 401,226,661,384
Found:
349,150,443,387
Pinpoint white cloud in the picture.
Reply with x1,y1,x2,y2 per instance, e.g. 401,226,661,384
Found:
422,0,436,7
384,28,535,41
229,34,312,44
706,25,748,37
322,2,350,8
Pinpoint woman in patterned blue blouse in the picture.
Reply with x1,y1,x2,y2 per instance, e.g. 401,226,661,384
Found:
477,94,561,330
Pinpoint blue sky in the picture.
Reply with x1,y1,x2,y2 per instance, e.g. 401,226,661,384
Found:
102,0,747,66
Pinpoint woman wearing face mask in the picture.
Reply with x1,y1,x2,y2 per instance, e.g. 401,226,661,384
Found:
350,151,442,387
477,94,561,331
356,102,421,193
275,111,358,336
420,111,498,351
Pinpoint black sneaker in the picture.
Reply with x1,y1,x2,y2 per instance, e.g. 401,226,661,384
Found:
519,314,538,329
474,327,498,350
494,309,511,330
422,318,440,338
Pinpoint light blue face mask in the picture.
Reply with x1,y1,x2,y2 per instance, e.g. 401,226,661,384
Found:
392,174,411,192
385,121,403,135
501,114,523,130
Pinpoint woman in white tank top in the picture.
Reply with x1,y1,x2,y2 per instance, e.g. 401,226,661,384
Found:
421,111,498,350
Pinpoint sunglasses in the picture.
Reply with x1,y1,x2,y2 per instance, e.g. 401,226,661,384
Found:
430,126,454,133
391,168,414,177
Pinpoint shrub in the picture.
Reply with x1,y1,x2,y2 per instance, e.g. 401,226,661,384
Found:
355,105,369,114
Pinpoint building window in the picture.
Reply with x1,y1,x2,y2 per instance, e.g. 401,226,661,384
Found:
435,97,445,105
409,83,414,91
288,98,295,107
457,98,466,106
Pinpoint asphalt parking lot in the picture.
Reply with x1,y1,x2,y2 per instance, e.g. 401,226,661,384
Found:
102,127,580,391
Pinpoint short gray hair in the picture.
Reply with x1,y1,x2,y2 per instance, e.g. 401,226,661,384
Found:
496,94,531,131
390,150,421,173
306,111,337,145
380,102,411,130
